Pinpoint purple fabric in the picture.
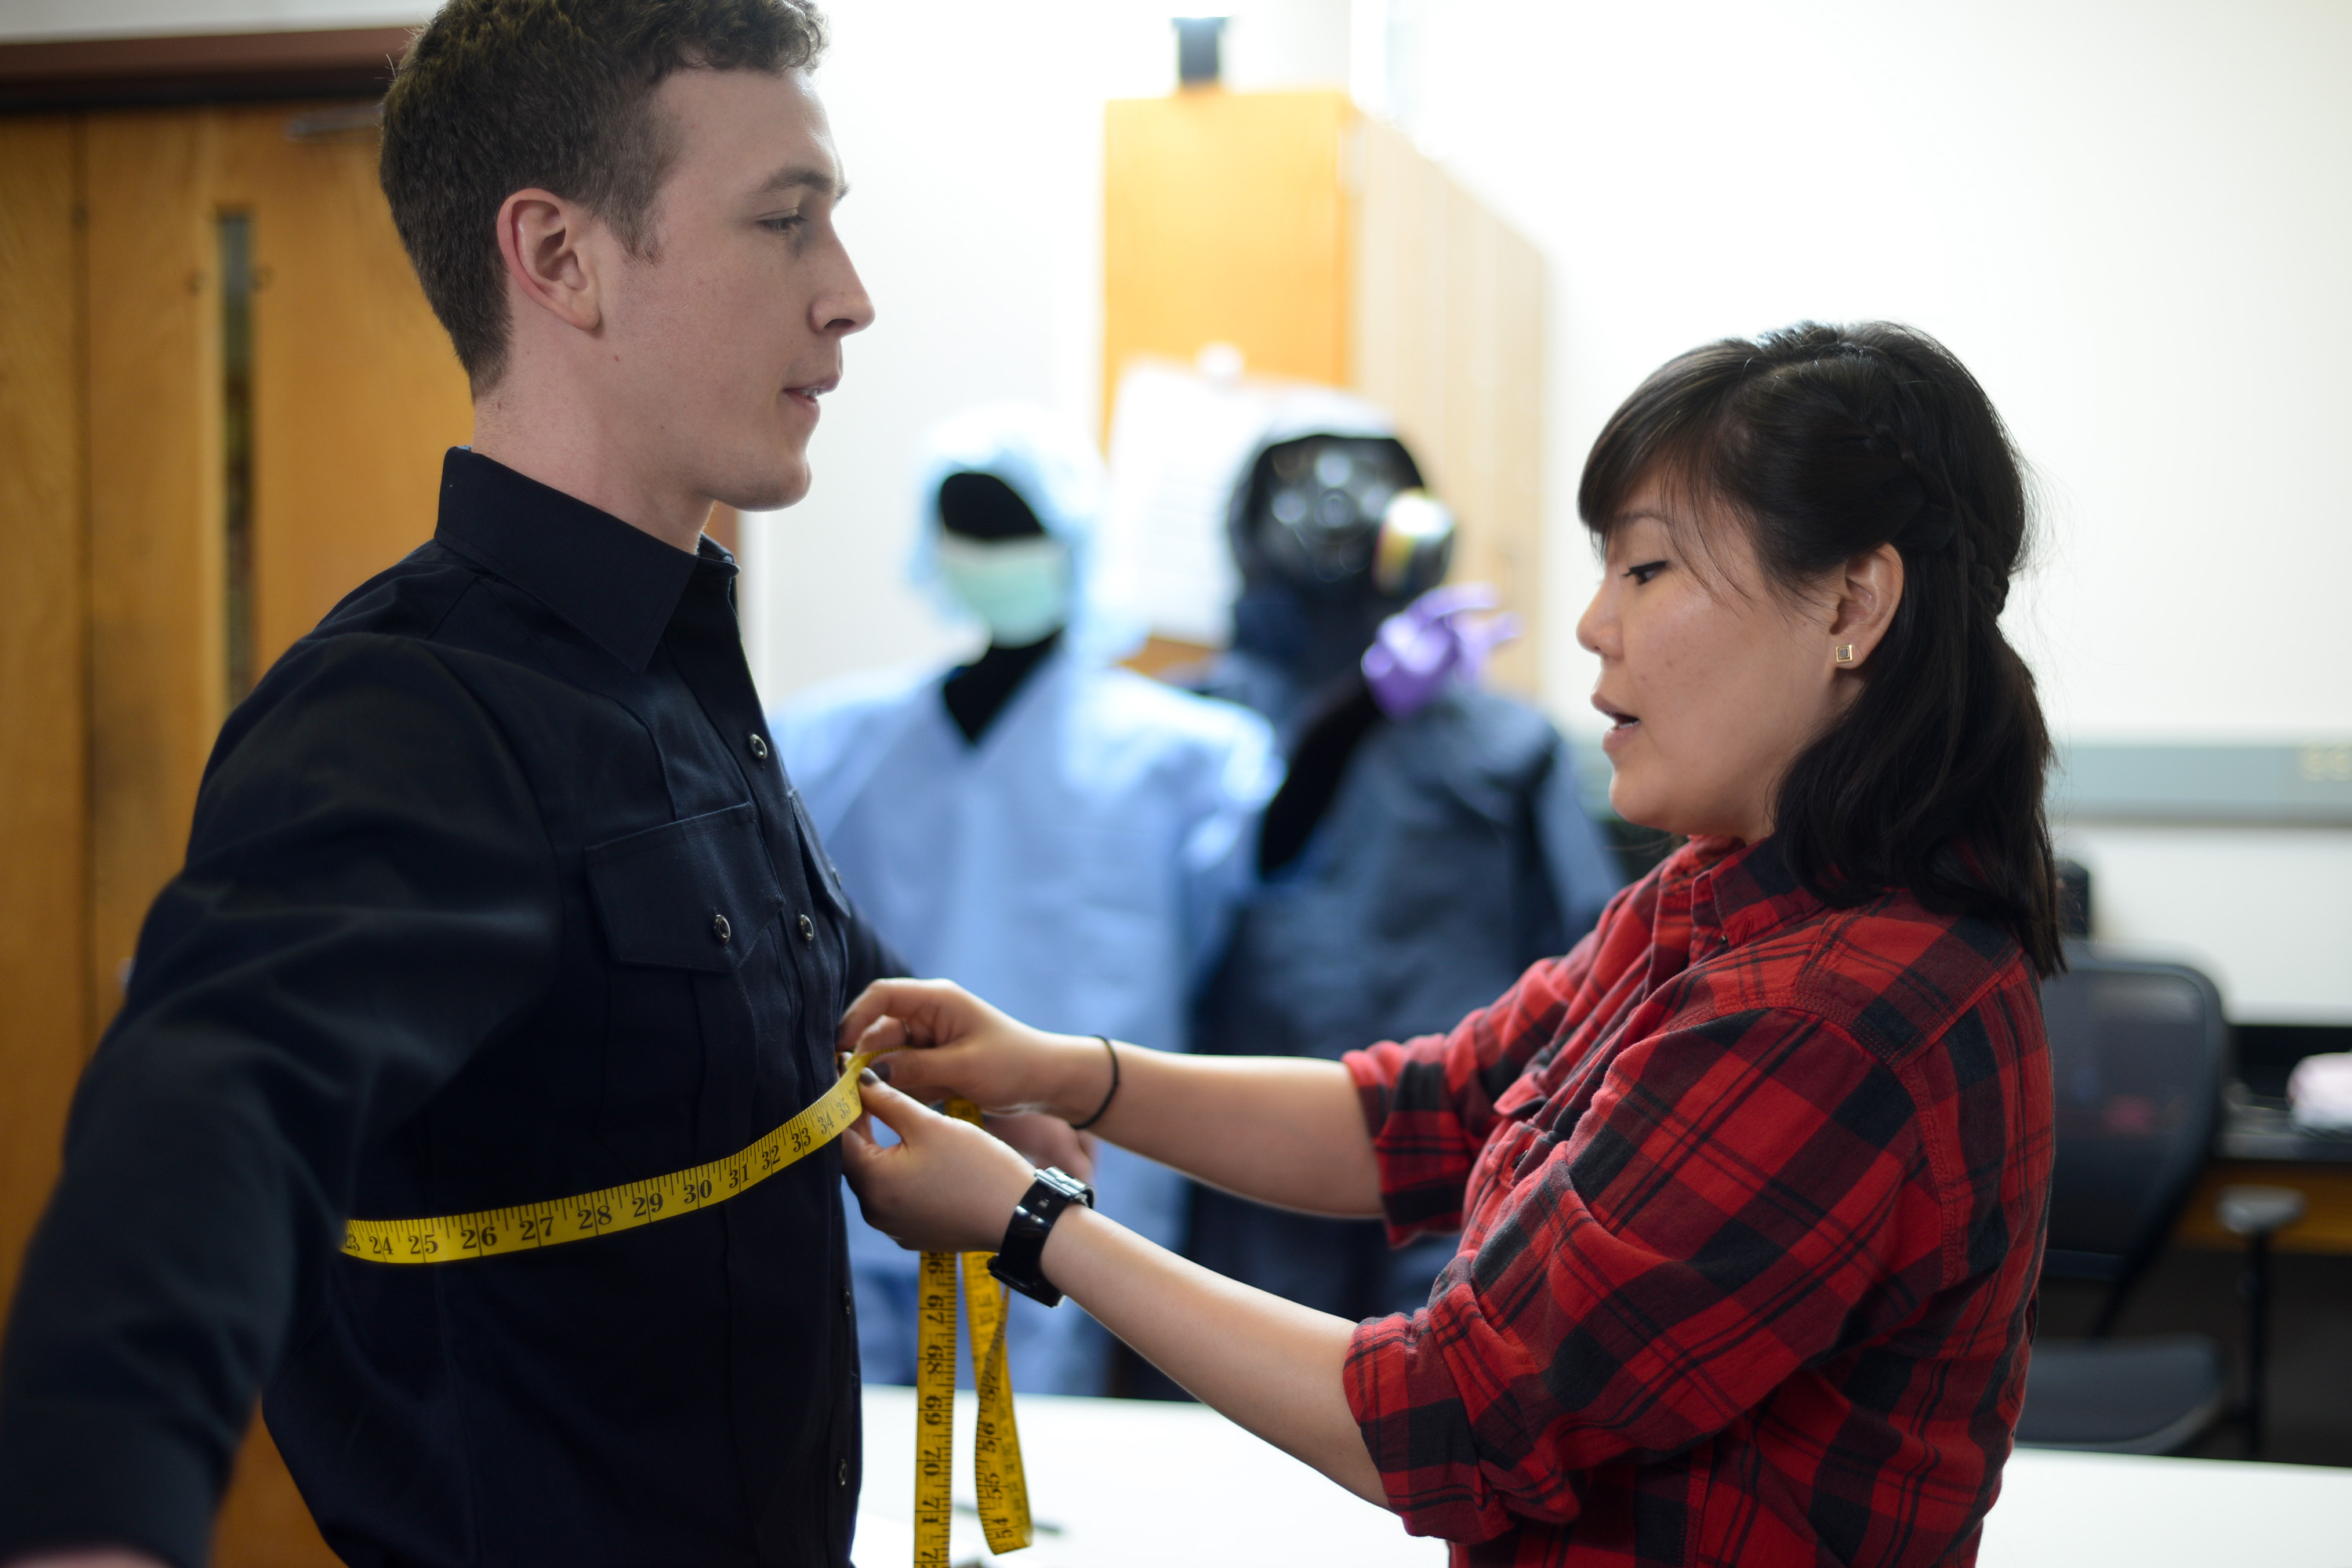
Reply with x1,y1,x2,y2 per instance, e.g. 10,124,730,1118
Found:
1361,585,1522,719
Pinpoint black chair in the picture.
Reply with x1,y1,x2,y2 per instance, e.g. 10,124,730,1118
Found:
2014,945,2228,1454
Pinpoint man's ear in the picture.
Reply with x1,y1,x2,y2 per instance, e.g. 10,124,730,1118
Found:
495,187,604,334
1828,542,1904,669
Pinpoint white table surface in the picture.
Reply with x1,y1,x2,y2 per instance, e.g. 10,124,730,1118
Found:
855,1385,2352,1568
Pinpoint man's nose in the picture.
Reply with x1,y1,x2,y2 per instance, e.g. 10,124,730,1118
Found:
816,244,875,337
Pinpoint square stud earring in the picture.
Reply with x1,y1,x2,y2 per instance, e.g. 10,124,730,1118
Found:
1834,644,1857,666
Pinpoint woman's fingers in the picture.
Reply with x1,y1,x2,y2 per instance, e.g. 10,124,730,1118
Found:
841,1079,1038,1254
837,977,980,1054
835,979,900,1050
848,1014,908,1065
854,1076,935,1140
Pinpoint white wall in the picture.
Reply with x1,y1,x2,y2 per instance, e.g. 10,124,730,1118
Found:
738,0,1353,696
738,2,1161,695
1369,0,2352,1020
1373,0,2352,751
2058,826,2352,1025
26,2,2350,732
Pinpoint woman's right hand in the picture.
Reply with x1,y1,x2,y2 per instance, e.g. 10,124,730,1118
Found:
836,977,1114,1122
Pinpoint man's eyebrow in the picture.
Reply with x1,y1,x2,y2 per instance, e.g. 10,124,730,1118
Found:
756,165,846,199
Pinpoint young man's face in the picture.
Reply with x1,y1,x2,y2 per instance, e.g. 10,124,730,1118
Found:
601,66,872,514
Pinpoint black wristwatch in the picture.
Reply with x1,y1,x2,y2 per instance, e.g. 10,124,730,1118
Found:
987,1167,1094,1307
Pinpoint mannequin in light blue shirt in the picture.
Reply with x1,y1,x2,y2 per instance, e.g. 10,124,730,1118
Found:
774,405,1277,1394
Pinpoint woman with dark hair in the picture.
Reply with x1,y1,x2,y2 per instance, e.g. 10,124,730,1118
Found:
839,321,2057,1567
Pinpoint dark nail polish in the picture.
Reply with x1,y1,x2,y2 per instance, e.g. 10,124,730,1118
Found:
858,1069,880,1086
872,1058,894,1083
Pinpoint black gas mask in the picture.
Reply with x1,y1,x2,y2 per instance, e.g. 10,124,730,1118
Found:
1233,434,1454,601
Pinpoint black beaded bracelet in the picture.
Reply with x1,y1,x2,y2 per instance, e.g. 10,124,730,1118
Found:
1068,1035,1120,1131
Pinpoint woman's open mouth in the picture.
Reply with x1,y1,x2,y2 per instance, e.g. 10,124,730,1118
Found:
1592,694,1640,751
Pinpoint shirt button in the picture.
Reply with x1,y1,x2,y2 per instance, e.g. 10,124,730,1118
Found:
747,732,769,761
712,913,731,942
837,1458,849,1486
797,913,815,942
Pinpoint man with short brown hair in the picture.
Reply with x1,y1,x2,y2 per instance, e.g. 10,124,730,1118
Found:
0,4,887,1565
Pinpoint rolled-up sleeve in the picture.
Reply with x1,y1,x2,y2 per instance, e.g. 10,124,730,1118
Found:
1345,933,1605,1243
1342,1008,1951,1544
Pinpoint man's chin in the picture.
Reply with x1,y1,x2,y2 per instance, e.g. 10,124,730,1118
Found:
717,459,812,514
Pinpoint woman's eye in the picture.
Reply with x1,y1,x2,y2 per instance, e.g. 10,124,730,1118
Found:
1624,560,1668,585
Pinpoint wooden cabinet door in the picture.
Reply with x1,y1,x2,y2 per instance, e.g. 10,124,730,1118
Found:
4,97,472,1568
0,109,93,1446
1101,90,1546,693
87,103,474,1032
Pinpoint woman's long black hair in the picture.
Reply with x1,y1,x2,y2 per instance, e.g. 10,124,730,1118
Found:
1579,321,2064,977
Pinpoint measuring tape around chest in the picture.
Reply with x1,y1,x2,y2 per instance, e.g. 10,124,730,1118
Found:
341,1051,1034,1563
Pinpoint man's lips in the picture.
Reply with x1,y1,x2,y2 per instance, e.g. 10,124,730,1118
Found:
783,373,839,408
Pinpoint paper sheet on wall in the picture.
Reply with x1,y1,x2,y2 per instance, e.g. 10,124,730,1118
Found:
1101,357,1290,648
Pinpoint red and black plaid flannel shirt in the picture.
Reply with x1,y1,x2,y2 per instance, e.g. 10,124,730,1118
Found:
1342,835,2053,1567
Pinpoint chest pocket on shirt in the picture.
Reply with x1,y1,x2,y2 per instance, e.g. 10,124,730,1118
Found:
586,802,785,971
783,786,852,926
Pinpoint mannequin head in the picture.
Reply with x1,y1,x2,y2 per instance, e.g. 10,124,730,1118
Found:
1227,426,1452,690
936,471,1069,648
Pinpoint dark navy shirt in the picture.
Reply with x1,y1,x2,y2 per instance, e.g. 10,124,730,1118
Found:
0,450,898,1568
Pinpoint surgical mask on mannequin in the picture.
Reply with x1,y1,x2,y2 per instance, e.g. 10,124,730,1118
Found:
936,533,1071,647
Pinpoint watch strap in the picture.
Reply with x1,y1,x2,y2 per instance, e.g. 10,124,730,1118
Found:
987,1167,1094,1308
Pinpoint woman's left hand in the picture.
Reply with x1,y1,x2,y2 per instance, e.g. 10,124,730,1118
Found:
844,1078,1385,1508
840,1076,1042,1254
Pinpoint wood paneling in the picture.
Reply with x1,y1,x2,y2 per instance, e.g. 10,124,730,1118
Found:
85,108,226,1035
0,27,410,112
1348,117,1445,472
1352,117,1544,695
213,1419,338,1568
215,103,471,670
0,114,91,1315
1120,634,1215,681
71,103,404,1568
1106,93,1548,690
1103,89,1354,406
2173,1161,2352,1255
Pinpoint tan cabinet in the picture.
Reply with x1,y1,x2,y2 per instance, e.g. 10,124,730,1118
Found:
1104,88,1547,692
1,100,470,1567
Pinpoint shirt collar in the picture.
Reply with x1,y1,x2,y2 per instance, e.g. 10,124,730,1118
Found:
432,448,729,672
1678,833,1819,949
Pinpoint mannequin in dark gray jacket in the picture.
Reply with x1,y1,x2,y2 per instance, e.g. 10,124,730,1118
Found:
1171,395,1624,1334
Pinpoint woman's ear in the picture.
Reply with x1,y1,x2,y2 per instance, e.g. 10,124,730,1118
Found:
1828,543,1904,669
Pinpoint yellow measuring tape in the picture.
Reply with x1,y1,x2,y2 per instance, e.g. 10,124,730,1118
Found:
916,1098,1032,1564
342,1052,1034,1561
